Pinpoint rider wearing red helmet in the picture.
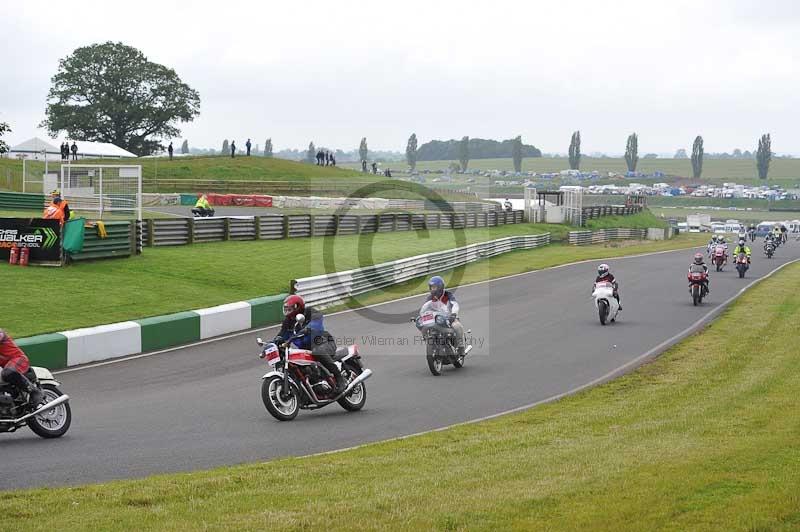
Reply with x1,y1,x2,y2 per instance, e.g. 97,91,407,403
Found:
688,252,710,294
274,295,346,395
0,329,44,406
594,264,621,309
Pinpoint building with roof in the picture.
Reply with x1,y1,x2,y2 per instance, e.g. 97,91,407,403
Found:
6,137,137,160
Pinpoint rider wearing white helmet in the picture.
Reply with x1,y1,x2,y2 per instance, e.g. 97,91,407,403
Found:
595,264,621,310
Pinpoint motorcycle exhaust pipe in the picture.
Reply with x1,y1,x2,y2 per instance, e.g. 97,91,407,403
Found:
333,369,373,400
0,395,70,424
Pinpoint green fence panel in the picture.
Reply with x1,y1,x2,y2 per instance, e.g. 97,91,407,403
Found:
180,194,197,206
248,294,288,327
137,311,201,352
0,191,45,210
17,333,69,370
70,221,133,261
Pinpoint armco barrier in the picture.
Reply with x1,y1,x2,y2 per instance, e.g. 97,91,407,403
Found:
0,191,45,210
141,211,524,247
568,227,669,245
292,233,551,308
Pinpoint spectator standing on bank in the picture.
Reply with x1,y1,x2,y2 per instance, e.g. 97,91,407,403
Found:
168,142,174,160
70,141,78,161
372,162,378,174
60,142,67,161
246,139,252,156
230,140,236,158
362,160,367,172
330,153,336,166
324,151,330,166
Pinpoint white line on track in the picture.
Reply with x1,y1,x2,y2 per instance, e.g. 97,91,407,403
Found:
55,241,706,375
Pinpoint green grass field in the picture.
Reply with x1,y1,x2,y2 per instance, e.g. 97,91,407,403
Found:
4,234,794,531
650,206,800,223
2,210,666,338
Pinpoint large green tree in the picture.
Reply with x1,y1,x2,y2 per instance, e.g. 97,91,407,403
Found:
458,136,470,172
359,137,368,163
264,138,273,157
406,133,418,171
0,121,10,155
41,42,200,156
568,131,581,170
756,133,771,179
512,135,523,173
624,133,639,172
691,135,704,178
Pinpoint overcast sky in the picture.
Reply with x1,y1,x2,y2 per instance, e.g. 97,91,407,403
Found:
1,0,797,155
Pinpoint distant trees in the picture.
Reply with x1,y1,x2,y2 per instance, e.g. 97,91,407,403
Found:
756,133,771,179
691,135,704,178
568,131,581,170
624,133,639,172
180,140,189,154
674,148,688,159
221,139,229,154
512,136,523,173
359,137,368,163
406,133,418,171
306,142,316,164
458,136,470,171
0,121,10,154
416,138,541,161
643,153,658,159
264,138,273,157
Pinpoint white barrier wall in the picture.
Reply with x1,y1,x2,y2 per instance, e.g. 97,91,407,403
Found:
64,322,142,366
196,302,252,339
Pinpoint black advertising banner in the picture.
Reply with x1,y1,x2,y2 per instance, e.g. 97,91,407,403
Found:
0,218,62,263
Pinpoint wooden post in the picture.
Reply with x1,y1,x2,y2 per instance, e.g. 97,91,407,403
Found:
254,216,261,240
309,214,315,237
334,214,340,235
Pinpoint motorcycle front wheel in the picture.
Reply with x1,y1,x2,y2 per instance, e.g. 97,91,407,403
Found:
27,385,71,439
426,344,443,376
599,300,609,325
262,376,299,421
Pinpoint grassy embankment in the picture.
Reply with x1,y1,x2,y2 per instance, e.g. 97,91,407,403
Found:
4,209,672,338
0,156,479,201
2,239,797,531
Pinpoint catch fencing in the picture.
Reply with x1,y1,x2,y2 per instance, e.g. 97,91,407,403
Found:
580,204,643,223
142,210,524,247
291,233,551,308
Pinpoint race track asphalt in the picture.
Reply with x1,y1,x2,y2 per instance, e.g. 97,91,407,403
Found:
2,240,797,490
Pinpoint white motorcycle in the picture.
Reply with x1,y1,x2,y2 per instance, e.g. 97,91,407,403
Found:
0,367,71,438
592,281,620,325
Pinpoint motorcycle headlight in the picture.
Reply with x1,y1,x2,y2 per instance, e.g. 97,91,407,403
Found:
435,315,448,326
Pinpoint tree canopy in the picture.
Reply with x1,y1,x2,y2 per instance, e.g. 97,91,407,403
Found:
41,42,200,156
416,138,541,161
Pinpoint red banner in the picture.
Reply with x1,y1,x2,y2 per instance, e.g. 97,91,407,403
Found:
206,194,272,208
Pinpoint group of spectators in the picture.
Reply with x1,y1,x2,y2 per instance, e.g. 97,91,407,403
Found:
60,142,78,161
316,150,336,166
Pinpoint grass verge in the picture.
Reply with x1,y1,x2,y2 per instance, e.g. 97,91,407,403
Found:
3,243,798,530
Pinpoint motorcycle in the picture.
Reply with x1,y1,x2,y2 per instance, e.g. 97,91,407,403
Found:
191,208,215,218
257,315,372,421
711,245,727,272
687,267,709,306
0,367,71,438
735,252,750,278
592,281,620,325
413,301,472,376
764,241,775,258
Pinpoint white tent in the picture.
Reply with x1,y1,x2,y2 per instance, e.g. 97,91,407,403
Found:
7,137,137,160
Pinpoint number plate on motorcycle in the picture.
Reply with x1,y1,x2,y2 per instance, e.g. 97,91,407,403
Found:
420,313,435,325
264,344,279,365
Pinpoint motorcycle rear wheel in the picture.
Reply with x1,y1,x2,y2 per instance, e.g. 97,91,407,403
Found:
338,367,367,412
27,385,71,439
262,376,299,421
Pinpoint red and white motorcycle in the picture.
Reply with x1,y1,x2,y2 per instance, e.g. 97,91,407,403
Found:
711,244,727,272
257,315,372,421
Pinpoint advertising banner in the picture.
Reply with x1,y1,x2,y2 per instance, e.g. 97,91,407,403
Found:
0,218,62,263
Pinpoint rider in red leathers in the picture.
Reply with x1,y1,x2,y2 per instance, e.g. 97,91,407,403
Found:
0,329,43,406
